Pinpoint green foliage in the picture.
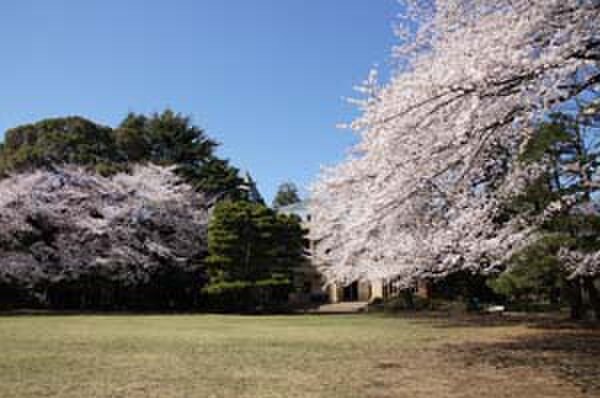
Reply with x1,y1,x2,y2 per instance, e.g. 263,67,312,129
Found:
488,235,567,301
272,182,301,209
113,125,151,163
116,110,245,198
1,117,118,172
208,201,278,282
542,213,600,251
180,157,245,199
206,201,307,311
495,110,600,318
271,213,309,278
116,110,217,166
93,162,130,177
431,271,499,302
201,279,293,313
501,174,561,219
379,293,438,312
519,119,572,164
241,172,265,205
0,111,246,198
207,201,307,285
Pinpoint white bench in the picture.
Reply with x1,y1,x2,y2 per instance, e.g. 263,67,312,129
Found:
485,305,506,314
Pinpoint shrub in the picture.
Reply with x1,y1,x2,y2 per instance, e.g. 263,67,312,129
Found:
201,279,293,313
380,292,439,312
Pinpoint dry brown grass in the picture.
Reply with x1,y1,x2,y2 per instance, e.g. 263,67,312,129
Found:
0,313,597,397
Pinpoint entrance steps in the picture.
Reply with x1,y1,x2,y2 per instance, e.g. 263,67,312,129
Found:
308,301,369,314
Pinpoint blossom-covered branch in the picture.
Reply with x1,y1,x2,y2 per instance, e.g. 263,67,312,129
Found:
311,0,600,285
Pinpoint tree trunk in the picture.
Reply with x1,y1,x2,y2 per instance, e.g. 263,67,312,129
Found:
568,278,585,320
583,277,600,321
549,287,561,306
402,290,415,310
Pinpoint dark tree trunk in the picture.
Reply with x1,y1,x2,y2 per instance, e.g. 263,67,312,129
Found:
583,277,600,321
568,278,585,320
402,290,415,310
549,288,561,306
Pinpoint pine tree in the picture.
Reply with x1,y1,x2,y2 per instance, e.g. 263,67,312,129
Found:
272,182,301,209
496,108,600,319
207,201,307,285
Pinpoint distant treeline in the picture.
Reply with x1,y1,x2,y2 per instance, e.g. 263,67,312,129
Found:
0,111,307,313
0,110,246,200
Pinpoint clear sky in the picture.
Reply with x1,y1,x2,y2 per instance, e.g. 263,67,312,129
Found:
0,0,399,202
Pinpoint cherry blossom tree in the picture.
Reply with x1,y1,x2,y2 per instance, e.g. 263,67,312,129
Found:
311,0,600,286
0,165,210,309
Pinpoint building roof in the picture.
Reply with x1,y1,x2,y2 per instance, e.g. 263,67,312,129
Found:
277,200,311,222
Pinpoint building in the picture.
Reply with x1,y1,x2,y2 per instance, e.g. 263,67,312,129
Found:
278,200,386,304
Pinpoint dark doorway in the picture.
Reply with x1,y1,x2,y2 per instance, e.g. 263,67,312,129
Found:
343,281,359,302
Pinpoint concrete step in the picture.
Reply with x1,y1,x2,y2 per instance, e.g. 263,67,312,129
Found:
309,302,370,314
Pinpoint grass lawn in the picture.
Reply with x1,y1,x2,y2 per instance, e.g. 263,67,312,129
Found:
0,313,598,398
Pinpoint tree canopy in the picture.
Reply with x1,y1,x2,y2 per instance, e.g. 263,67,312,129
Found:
0,165,210,310
206,200,307,284
0,110,246,199
311,0,600,286
272,182,302,209
493,109,600,318
0,110,270,311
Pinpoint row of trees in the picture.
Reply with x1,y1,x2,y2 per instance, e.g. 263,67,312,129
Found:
0,110,248,199
311,0,600,319
0,111,308,312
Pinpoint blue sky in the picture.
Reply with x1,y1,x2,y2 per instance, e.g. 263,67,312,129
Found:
0,0,399,201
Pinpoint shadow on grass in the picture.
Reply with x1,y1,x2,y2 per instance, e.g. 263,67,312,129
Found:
395,312,600,395
446,329,600,394
390,310,599,330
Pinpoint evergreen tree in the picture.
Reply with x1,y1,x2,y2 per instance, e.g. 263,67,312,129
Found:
207,201,277,283
272,182,301,209
495,108,600,319
0,111,247,200
241,172,265,205
117,110,217,166
207,201,306,284
272,213,309,279
489,236,565,306
0,117,119,173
